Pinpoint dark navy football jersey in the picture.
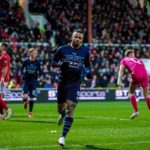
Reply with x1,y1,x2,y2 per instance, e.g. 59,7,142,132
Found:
21,58,42,83
52,45,91,85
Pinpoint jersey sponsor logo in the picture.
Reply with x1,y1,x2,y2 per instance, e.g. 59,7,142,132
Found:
26,66,37,74
63,54,84,69
68,61,83,69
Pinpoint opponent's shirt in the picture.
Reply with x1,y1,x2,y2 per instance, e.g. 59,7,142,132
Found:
121,57,148,79
21,58,42,83
52,45,91,85
0,53,10,82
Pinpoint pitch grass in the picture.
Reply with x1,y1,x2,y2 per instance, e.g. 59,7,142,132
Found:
0,101,150,150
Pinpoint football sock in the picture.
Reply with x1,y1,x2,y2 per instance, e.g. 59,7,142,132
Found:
145,98,150,110
0,96,8,110
60,110,66,117
61,117,73,137
23,98,28,102
130,95,138,112
0,105,4,114
29,101,34,112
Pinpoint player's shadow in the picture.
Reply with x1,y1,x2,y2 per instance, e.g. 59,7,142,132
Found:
9,119,56,124
85,145,115,150
12,115,53,119
60,145,115,150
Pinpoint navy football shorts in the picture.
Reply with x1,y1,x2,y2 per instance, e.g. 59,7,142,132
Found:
57,84,80,104
22,80,37,98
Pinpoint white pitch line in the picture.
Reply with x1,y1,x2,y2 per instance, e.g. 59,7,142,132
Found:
77,116,130,121
35,113,129,120
35,113,130,121
3,141,150,150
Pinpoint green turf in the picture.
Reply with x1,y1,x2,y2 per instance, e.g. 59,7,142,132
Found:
0,101,150,150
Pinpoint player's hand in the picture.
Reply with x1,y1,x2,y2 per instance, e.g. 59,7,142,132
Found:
84,67,92,79
61,61,69,69
86,73,92,79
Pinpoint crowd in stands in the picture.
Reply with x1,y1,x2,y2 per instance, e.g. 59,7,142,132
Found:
7,44,150,89
92,0,150,44
1,0,149,45
0,0,150,88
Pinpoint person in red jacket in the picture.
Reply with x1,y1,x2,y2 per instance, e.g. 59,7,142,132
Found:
0,43,13,120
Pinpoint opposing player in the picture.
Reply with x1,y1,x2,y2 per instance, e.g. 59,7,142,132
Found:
21,48,43,118
52,30,92,146
0,43,13,120
117,49,150,119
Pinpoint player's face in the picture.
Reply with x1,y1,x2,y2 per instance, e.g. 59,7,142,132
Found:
30,50,37,59
71,32,83,48
0,46,5,55
129,52,135,58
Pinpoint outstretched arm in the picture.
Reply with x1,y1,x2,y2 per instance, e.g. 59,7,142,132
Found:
117,65,125,87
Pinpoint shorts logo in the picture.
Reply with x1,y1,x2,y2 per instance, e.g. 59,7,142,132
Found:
32,90,37,97
77,91,80,97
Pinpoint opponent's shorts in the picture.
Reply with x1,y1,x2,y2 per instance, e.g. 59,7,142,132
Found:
22,80,37,98
0,82,8,94
131,74,149,88
57,84,80,104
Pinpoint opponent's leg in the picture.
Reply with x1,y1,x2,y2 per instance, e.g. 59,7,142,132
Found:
142,87,150,110
28,84,37,118
22,81,29,109
22,93,28,109
0,104,5,119
129,84,139,119
0,82,13,120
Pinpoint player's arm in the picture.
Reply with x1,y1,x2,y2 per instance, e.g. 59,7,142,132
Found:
1,66,8,82
21,61,25,74
84,51,92,79
51,47,63,68
1,57,9,83
117,64,125,87
20,60,26,79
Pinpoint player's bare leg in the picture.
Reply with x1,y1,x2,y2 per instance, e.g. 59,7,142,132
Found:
129,84,139,119
142,87,150,110
0,105,5,120
22,93,28,109
5,108,13,120
57,103,66,126
28,98,34,118
0,94,13,120
58,100,76,146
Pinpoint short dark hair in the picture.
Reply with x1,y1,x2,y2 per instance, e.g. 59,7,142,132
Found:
1,43,8,51
73,30,83,34
125,49,134,57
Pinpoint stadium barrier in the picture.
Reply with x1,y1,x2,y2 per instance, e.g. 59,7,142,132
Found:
3,88,144,102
